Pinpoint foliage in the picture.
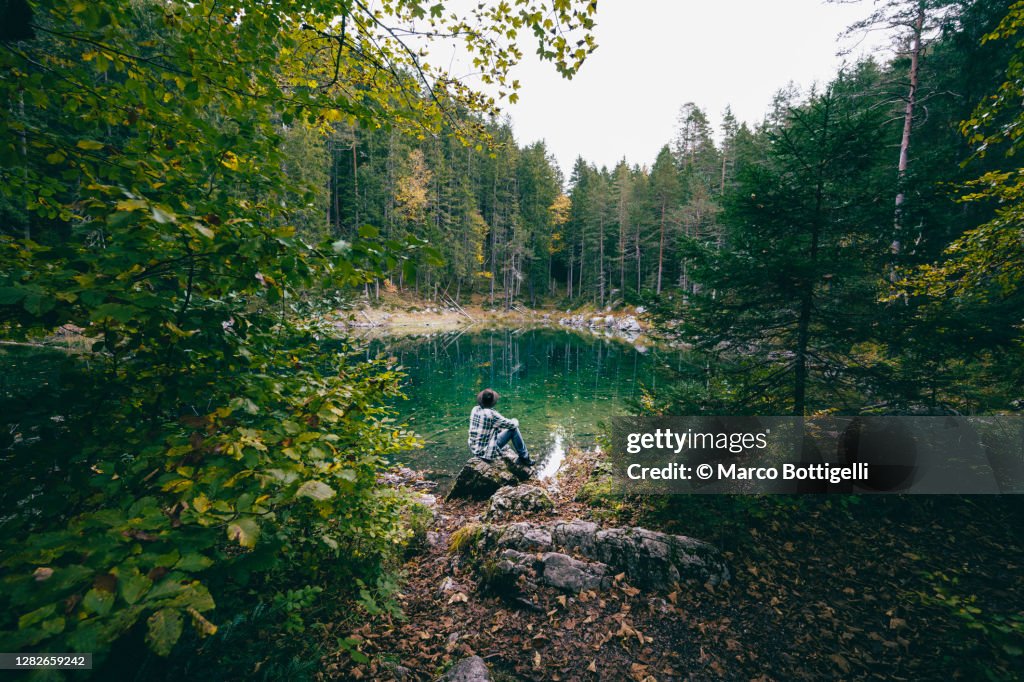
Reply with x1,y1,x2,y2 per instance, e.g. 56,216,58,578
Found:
0,0,597,669
895,2,1024,347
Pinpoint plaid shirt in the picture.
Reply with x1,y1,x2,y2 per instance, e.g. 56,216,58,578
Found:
468,406,518,460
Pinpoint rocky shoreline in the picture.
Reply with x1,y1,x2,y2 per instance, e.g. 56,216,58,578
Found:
330,301,652,346
338,448,729,681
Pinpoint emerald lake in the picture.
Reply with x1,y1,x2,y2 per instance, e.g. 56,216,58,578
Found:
366,327,684,477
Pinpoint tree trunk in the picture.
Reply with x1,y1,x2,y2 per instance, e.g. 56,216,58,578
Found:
598,212,605,306
892,3,924,261
568,252,574,299
635,229,641,295
794,95,830,415
656,201,666,294
351,129,359,229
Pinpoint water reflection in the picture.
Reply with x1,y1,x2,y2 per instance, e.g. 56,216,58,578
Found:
368,328,681,475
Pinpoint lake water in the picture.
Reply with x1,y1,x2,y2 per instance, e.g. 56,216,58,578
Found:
1,329,685,482
366,328,683,477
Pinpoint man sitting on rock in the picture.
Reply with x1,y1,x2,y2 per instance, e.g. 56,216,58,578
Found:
468,388,533,466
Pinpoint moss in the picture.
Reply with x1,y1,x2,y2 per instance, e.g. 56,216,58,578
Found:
447,522,483,555
576,475,618,506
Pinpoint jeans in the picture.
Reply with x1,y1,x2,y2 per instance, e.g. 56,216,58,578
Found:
495,426,529,460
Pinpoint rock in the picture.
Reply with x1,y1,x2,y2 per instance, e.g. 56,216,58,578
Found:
493,549,612,593
475,520,729,590
436,576,468,598
437,656,491,682
382,661,412,680
604,315,615,327
380,466,438,492
486,521,553,551
617,315,642,332
484,485,554,521
541,552,611,592
446,452,532,501
589,316,604,327
635,306,646,314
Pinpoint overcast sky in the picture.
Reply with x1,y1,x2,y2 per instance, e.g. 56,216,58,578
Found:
439,0,893,176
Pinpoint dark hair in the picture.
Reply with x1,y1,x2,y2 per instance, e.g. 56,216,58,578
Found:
476,388,499,408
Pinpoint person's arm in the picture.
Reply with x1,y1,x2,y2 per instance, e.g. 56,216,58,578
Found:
491,409,518,430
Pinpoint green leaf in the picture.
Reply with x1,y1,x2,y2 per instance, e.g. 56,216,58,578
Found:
227,517,260,548
18,603,57,629
0,287,27,304
23,292,56,316
119,572,151,605
91,303,137,323
76,139,105,150
40,616,66,636
107,211,135,228
358,224,380,238
83,587,115,616
296,480,336,501
146,608,183,657
174,553,214,572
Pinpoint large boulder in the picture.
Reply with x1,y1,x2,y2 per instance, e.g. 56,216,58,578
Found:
492,549,612,593
437,656,491,682
484,485,554,521
475,519,729,590
446,451,532,501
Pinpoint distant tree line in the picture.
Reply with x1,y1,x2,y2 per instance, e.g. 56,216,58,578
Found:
302,0,1022,414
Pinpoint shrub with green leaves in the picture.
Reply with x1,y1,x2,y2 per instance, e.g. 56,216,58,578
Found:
0,0,597,669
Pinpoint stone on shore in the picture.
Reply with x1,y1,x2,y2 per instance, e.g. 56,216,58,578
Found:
474,519,729,591
484,484,554,521
446,451,532,501
491,549,612,593
436,655,491,682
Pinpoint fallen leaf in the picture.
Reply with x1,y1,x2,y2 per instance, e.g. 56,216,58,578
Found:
829,653,851,673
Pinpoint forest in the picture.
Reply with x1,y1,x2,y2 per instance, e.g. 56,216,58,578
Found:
0,0,1022,679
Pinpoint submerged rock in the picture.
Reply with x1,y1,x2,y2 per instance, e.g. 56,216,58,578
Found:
474,519,729,591
484,485,554,521
437,655,491,682
446,451,532,501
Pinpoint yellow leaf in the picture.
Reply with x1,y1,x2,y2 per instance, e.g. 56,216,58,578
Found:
220,151,239,170
187,606,217,637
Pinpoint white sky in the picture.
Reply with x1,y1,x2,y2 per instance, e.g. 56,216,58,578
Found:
439,0,893,175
